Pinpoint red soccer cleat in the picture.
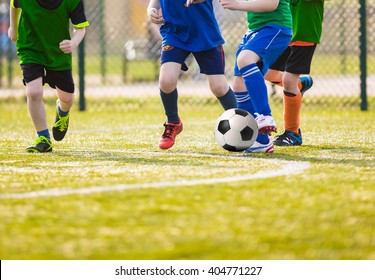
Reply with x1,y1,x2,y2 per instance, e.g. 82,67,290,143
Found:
158,120,183,149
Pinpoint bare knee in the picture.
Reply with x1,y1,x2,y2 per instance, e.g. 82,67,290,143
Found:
58,94,74,107
209,82,229,97
56,87,75,109
159,62,181,93
282,73,300,93
159,76,177,93
26,86,43,101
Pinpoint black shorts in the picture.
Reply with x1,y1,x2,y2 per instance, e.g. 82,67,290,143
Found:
270,45,317,75
21,64,75,93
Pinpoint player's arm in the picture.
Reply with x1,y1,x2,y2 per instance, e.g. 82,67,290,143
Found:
8,0,21,41
60,0,89,54
60,27,86,54
147,0,164,24
219,0,279,12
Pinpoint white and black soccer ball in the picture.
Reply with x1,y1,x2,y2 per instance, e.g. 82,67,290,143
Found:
214,108,258,152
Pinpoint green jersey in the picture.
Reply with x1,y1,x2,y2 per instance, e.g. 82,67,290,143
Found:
291,0,324,43
246,0,292,30
12,0,89,70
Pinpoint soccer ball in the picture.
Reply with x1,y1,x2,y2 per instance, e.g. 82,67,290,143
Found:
214,108,258,152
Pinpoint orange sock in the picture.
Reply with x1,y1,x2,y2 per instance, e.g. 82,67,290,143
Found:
283,91,302,134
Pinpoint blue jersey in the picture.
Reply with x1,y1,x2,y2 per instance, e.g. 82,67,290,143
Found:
159,0,224,52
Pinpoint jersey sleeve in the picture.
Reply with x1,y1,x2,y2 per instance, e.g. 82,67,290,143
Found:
12,0,20,8
69,0,89,28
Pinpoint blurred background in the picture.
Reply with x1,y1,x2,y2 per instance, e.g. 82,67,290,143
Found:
0,0,374,110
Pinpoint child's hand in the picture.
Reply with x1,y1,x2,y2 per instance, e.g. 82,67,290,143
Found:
184,0,206,7
59,40,77,54
8,27,17,41
147,7,164,24
219,0,242,10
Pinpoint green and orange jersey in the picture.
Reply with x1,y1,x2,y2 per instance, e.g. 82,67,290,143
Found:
290,0,325,46
11,0,89,70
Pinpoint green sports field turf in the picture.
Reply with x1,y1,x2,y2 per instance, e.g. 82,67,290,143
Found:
0,96,374,260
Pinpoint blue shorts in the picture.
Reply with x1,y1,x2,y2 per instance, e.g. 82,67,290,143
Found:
161,45,226,75
234,24,292,76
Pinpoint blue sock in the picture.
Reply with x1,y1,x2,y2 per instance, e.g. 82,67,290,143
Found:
160,88,179,123
233,91,252,112
239,63,271,116
37,129,50,139
217,88,237,110
234,91,269,145
58,105,69,117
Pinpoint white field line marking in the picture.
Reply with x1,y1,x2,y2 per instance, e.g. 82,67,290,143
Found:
0,152,311,199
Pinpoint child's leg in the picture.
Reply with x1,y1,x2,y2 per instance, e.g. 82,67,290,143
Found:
159,62,181,124
158,62,184,149
232,76,270,145
282,72,302,134
26,77,48,133
264,69,284,87
237,50,271,116
206,75,237,110
52,88,74,141
56,88,74,115
157,46,189,149
25,77,52,152
239,63,271,116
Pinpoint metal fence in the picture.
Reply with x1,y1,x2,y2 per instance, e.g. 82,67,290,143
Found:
1,0,374,110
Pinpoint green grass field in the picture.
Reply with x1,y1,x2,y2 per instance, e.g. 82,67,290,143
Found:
0,96,374,260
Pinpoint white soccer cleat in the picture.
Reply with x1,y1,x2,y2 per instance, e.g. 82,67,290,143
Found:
243,140,274,153
254,113,277,135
